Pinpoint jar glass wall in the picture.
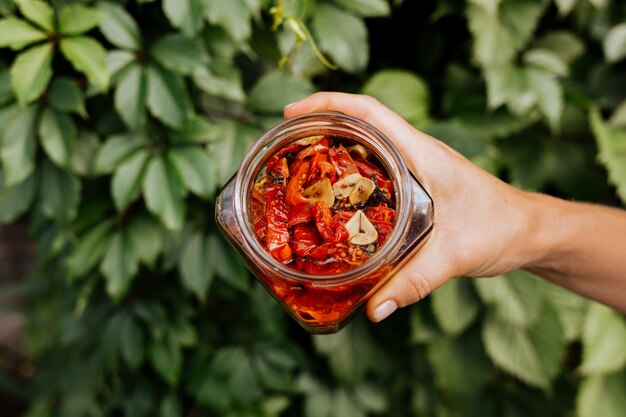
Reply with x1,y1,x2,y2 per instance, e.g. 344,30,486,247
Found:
216,112,433,334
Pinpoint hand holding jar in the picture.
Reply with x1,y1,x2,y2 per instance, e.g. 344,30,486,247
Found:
285,92,626,322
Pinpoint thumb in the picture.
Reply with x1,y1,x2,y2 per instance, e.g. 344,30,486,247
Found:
365,236,455,322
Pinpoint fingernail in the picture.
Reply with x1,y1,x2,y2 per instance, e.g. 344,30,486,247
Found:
284,102,296,110
373,300,397,322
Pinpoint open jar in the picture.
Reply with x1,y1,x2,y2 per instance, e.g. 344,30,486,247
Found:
216,112,433,334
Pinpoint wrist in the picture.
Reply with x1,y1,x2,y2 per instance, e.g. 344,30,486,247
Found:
521,192,578,276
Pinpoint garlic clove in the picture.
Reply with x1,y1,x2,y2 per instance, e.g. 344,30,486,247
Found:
348,144,368,159
294,135,324,146
303,178,334,207
345,210,378,245
348,177,376,206
332,173,362,200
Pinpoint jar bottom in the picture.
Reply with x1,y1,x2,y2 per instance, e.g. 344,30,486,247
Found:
258,265,394,333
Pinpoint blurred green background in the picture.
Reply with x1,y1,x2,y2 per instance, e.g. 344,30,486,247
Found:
1,0,626,416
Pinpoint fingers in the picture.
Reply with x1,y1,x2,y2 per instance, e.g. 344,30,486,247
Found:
365,236,455,322
284,92,438,172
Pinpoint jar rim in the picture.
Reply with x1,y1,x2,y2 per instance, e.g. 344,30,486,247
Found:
233,111,414,284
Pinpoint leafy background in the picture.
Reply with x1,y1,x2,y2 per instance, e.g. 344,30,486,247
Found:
1,0,626,416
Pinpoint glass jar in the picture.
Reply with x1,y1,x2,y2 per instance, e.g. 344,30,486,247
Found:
215,112,433,334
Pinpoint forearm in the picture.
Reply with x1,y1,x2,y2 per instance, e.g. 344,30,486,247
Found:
524,193,626,313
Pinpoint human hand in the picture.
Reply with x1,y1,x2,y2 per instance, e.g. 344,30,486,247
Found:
284,92,545,322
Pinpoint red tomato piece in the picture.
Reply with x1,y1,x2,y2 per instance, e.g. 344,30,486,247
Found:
287,203,313,227
265,184,293,263
290,224,322,257
329,145,359,177
312,201,349,244
286,161,310,206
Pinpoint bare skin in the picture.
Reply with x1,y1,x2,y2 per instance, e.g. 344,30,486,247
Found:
284,92,626,322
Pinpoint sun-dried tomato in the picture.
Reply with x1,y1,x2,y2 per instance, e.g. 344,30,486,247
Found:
290,224,322,257
265,184,292,263
309,153,336,184
287,203,313,227
286,161,310,206
329,145,359,177
312,201,349,244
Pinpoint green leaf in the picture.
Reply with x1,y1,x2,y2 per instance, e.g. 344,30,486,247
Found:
526,68,563,131
533,31,584,64
150,338,182,386
0,104,37,186
0,0,14,14
330,0,390,16
0,173,34,222
0,17,46,50
604,23,626,63
178,231,215,300
192,62,245,102
163,0,204,37
312,3,368,73
208,122,256,186
10,42,53,105
554,0,578,15
14,0,54,32
590,108,626,203
60,36,109,91
151,33,207,76
484,65,531,111
168,147,214,198
100,228,139,300
580,303,626,376
114,63,146,129
39,158,81,224
211,347,261,404
248,71,314,114
70,131,98,176
424,122,489,163
98,1,141,50
213,234,249,292
542,282,588,342
59,4,100,35
577,371,626,417
467,0,545,66
611,99,626,128
107,50,135,81
170,116,219,144
143,154,186,230
120,313,144,369
482,304,567,389
128,215,164,267
146,64,192,128
524,49,569,76
94,133,144,174
71,131,99,176
48,78,87,117
469,0,501,15
362,70,430,128
204,0,251,42
112,149,149,211
431,278,480,336
66,220,114,279
313,319,376,384
474,270,542,327
428,333,492,394
160,394,182,417
39,107,75,168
